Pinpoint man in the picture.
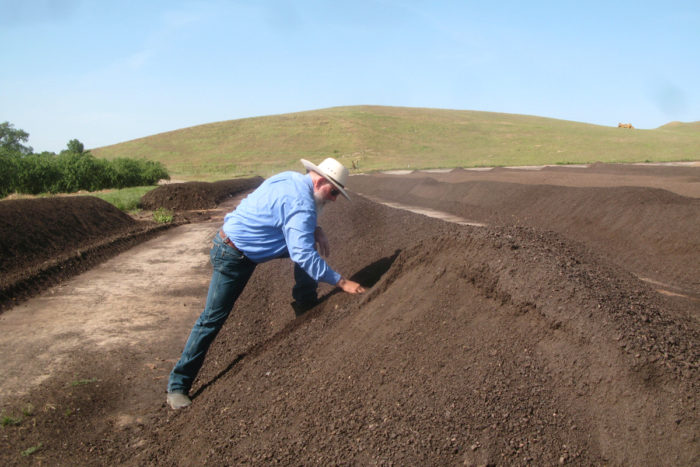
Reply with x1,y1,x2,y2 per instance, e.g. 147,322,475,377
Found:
167,158,365,409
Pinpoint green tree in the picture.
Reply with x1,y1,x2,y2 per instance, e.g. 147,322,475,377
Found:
65,139,85,154
0,122,33,196
0,123,170,196
0,121,33,156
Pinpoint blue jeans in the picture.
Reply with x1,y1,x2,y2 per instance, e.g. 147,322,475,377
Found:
167,232,317,394
292,261,319,304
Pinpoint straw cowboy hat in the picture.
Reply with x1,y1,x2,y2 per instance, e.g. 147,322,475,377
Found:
300,158,350,200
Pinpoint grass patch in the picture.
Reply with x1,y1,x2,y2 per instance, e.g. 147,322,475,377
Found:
22,404,34,417
1,414,21,427
153,207,174,223
91,185,157,212
21,442,43,457
1,186,158,213
69,377,97,387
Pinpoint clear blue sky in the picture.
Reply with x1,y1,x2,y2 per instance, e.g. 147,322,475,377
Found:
2,0,699,153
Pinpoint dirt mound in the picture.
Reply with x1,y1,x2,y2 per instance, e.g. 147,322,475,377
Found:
0,167,698,465
0,178,263,310
124,197,697,465
351,171,700,298
140,177,263,210
0,196,174,309
0,196,136,277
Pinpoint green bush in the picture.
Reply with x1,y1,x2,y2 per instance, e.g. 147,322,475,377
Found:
110,157,145,188
0,153,18,198
14,152,63,194
109,158,169,189
1,124,170,197
152,207,174,223
55,152,112,192
2,153,170,196
140,159,170,185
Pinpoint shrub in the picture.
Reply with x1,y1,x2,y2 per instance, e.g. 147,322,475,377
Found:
55,152,111,192
2,153,170,197
109,158,144,188
0,126,175,198
153,207,174,223
14,153,63,194
0,153,18,197
141,159,170,185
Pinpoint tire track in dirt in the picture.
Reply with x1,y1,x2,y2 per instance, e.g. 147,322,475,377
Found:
355,192,488,227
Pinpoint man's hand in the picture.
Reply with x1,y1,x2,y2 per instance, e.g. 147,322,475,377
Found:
315,226,330,257
337,278,366,294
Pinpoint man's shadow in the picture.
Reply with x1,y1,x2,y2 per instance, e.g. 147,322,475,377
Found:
191,250,401,399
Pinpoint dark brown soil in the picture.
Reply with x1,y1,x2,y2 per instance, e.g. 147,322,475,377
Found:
351,163,700,299
0,165,697,466
140,177,263,211
0,178,263,310
0,196,171,310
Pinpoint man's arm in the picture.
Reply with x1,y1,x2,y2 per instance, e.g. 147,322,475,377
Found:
314,226,330,257
315,227,365,294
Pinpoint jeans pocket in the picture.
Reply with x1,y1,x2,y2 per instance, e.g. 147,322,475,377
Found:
210,241,246,270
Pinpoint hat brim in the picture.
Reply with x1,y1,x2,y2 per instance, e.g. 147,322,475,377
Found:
300,159,351,200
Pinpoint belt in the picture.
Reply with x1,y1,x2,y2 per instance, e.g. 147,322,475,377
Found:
219,230,244,256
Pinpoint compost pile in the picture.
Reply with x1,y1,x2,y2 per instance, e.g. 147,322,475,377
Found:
0,178,264,309
133,195,697,466
350,163,700,298
141,177,263,210
0,165,697,465
0,196,166,309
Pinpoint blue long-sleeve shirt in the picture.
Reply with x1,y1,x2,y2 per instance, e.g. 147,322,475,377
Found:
221,171,342,285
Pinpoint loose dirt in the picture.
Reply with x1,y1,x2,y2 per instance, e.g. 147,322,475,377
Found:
0,165,698,466
351,163,700,300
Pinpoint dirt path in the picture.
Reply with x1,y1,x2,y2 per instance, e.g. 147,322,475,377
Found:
1,222,195,395
0,199,239,403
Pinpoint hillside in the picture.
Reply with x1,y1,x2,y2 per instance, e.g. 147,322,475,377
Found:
91,106,700,179
658,121,700,133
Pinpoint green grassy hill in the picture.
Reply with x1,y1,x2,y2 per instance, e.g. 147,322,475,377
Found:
91,106,699,180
